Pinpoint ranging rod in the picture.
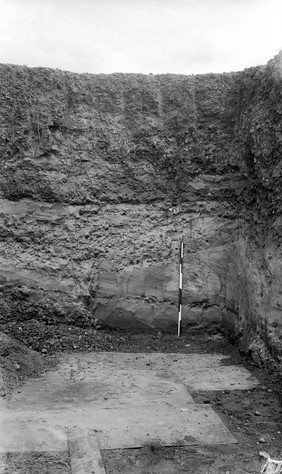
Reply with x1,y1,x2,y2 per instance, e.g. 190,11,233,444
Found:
178,238,184,337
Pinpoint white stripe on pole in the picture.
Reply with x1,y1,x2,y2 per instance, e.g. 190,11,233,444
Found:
178,307,182,337
179,271,182,289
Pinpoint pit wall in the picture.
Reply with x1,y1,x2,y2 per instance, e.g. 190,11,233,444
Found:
222,53,282,371
0,64,242,332
0,197,237,331
224,238,282,373
0,56,282,368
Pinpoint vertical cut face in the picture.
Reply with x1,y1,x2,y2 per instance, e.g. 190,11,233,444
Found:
0,65,243,331
0,56,281,357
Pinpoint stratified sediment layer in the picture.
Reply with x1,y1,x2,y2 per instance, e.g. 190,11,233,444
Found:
0,54,282,374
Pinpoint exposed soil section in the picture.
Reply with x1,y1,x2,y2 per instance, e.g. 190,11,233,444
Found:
0,54,282,473
0,55,282,373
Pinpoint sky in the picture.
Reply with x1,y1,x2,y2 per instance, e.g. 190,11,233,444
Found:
0,0,282,75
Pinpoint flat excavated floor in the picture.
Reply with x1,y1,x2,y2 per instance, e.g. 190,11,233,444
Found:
0,352,259,452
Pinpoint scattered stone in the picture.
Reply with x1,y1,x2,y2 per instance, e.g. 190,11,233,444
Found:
260,451,270,459
255,411,261,416
0,347,10,357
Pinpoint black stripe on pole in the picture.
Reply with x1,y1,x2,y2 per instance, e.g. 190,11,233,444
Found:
178,288,182,310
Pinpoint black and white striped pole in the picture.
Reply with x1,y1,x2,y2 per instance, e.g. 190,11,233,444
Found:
178,238,184,337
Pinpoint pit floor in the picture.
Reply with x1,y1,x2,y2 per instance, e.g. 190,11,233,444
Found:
0,326,282,473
